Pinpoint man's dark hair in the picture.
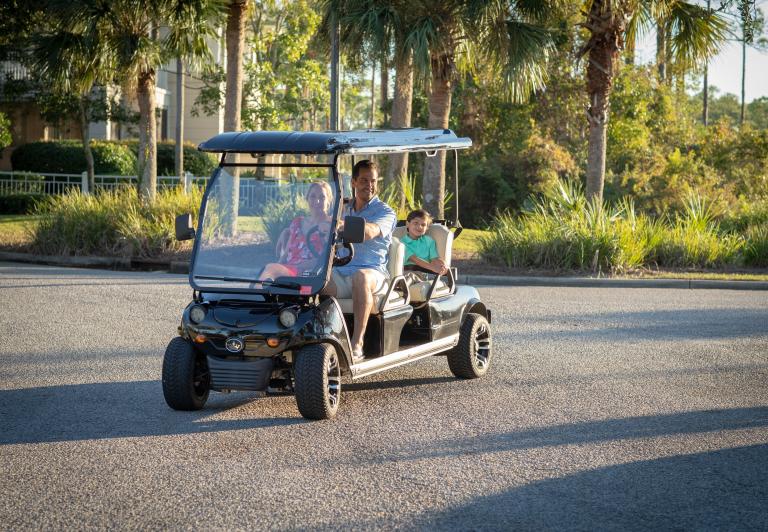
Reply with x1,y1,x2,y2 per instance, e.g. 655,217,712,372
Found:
407,209,432,223
352,159,378,179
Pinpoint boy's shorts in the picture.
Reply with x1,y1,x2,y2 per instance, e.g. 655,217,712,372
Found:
331,269,387,298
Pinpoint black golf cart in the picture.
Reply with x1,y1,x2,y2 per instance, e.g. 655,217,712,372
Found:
162,128,492,419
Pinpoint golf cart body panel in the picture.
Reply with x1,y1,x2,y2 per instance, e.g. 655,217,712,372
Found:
162,128,491,420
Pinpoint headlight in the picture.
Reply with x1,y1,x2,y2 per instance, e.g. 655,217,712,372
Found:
189,305,206,324
279,307,298,328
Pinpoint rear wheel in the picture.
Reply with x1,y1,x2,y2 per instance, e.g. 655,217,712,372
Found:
294,343,341,420
447,313,492,379
162,337,210,410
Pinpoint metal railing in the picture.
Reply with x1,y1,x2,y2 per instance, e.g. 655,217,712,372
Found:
0,171,209,196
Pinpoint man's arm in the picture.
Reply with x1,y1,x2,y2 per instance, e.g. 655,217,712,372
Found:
363,222,381,241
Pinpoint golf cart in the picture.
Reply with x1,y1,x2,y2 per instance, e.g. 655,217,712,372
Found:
162,128,492,420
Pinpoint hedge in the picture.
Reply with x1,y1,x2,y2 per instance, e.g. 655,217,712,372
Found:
0,193,46,214
119,140,216,176
11,140,137,175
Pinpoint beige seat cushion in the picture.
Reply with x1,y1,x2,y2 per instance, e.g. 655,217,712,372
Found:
336,236,407,313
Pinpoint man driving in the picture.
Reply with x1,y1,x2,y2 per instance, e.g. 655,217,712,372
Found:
324,160,396,362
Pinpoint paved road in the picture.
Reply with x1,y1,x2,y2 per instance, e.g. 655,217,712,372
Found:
1,261,767,530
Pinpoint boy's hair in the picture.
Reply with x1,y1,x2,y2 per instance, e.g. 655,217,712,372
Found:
407,209,432,223
352,159,378,179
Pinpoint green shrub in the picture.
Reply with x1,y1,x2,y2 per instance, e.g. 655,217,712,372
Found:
32,186,204,257
480,182,747,272
119,140,217,176
262,197,308,245
741,225,768,267
0,193,46,214
11,140,137,175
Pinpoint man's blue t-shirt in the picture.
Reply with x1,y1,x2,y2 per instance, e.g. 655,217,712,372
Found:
335,196,396,276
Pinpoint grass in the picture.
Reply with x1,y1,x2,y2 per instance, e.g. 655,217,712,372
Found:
0,214,40,248
452,227,487,255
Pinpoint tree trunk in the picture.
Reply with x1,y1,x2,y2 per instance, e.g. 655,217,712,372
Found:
422,53,452,219
656,19,666,82
369,61,376,129
740,24,746,125
585,2,622,202
380,57,388,125
703,0,710,126
175,57,185,180
78,98,95,193
386,52,413,208
223,0,246,236
137,70,157,201
224,0,246,132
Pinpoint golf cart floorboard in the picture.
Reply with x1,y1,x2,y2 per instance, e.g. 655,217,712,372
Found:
350,334,459,379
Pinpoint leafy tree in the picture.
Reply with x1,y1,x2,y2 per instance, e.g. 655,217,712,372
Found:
579,0,728,201
406,1,554,219
0,112,12,153
34,0,223,201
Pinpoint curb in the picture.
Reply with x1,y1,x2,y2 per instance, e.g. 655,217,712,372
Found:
458,274,768,291
2,251,766,290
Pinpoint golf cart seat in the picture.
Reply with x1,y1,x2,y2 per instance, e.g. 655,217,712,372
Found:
393,224,454,302
336,236,410,314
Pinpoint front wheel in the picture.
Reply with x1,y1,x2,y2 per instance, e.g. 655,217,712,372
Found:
447,313,492,379
162,337,210,410
294,344,341,420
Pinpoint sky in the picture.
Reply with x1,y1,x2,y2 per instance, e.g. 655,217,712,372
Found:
635,0,768,102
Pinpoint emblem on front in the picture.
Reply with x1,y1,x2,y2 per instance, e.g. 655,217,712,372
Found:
225,337,244,353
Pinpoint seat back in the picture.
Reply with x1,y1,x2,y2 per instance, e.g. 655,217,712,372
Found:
388,236,405,277
393,224,453,266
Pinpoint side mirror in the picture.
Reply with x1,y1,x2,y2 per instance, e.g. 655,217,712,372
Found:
175,214,195,241
341,215,365,243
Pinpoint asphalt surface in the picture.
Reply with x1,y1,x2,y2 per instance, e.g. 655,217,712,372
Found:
1,261,767,530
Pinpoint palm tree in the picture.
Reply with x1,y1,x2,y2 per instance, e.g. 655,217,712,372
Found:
580,0,728,201
36,0,221,201
325,0,553,219
321,0,414,203
31,2,112,193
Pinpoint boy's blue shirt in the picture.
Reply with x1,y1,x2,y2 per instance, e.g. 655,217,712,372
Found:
401,232,439,266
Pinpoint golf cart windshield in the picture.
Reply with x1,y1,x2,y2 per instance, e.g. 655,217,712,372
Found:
191,159,339,294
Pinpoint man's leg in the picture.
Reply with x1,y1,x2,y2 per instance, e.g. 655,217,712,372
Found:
350,269,378,352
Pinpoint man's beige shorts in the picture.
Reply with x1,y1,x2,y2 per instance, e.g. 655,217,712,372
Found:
331,269,387,298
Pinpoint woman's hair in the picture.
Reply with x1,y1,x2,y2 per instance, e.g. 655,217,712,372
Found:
407,208,432,223
306,181,334,213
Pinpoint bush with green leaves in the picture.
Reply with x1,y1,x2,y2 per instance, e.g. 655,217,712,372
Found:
262,195,308,245
11,140,137,175
480,181,754,272
0,193,47,215
32,186,203,257
119,140,217,177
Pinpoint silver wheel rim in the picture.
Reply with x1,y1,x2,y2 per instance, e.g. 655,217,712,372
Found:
327,351,341,409
474,322,491,370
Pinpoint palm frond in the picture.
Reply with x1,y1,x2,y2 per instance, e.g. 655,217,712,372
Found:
668,1,729,68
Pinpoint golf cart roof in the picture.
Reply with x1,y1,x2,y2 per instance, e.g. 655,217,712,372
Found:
198,128,472,155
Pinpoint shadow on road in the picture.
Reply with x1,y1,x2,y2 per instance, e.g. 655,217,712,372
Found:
346,376,455,392
412,444,768,530
356,406,768,464
0,380,303,445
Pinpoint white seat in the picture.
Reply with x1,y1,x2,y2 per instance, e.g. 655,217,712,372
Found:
393,224,454,302
336,236,409,313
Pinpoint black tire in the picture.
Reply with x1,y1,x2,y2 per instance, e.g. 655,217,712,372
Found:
162,337,210,410
447,313,492,379
294,343,341,420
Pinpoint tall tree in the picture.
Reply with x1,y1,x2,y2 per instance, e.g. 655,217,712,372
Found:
407,1,554,218
37,0,222,201
580,0,728,201
322,0,416,203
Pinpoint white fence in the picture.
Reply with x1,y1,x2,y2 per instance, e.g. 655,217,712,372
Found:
0,171,207,196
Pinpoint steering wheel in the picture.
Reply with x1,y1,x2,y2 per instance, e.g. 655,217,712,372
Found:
333,242,354,266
